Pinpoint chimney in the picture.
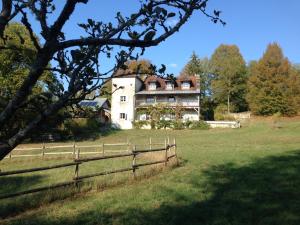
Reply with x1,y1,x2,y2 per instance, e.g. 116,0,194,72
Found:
195,74,200,91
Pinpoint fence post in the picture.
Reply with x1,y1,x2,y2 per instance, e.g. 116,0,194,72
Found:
102,143,105,156
174,137,179,165
73,141,76,158
9,152,12,159
164,138,168,166
74,149,80,186
42,142,45,159
149,137,152,150
132,145,137,179
127,138,130,152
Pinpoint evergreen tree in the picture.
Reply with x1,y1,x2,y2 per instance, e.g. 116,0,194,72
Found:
210,44,248,113
180,52,214,119
247,43,300,116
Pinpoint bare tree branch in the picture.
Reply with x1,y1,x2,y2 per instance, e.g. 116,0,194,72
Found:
0,0,12,37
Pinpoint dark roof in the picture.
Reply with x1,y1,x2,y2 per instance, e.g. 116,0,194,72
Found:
79,98,109,109
136,90,200,95
143,74,199,91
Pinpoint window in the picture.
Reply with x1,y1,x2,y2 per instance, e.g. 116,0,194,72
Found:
181,81,190,89
146,97,155,103
148,82,157,90
120,96,126,102
166,81,173,90
120,113,127,120
168,96,175,102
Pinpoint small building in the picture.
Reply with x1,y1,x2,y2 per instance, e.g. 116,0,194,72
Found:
111,74,200,129
79,97,111,123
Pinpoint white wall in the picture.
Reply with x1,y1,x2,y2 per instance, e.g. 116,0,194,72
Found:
111,77,142,129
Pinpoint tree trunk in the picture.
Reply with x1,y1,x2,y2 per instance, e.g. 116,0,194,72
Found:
0,142,13,160
227,93,230,114
0,91,72,160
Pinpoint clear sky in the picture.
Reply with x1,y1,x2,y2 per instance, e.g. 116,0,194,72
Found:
7,0,300,75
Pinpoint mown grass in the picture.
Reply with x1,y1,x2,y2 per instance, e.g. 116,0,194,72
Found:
1,118,300,225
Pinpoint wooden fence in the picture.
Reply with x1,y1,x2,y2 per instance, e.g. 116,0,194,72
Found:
0,137,178,200
4,137,170,159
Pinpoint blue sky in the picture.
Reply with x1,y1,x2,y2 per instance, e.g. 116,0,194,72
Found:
7,0,300,75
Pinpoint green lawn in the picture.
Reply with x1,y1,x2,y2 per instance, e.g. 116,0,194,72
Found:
1,119,300,225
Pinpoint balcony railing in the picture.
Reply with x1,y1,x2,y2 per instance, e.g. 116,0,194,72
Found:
135,99,199,107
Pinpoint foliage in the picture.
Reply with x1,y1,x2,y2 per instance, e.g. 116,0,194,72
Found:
210,44,248,113
126,59,154,75
189,120,210,129
172,120,184,130
0,23,59,139
156,120,172,129
214,104,236,121
0,0,225,159
184,119,193,128
132,120,149,129
180,52,214,119
63,118,102,138
247,43,300,116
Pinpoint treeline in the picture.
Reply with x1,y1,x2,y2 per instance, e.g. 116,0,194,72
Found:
181,43,300,119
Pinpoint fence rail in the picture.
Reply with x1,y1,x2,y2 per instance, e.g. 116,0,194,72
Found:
5,137,169,159
0,137,178,200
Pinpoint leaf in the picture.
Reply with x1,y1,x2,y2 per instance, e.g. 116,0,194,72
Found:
158,64,166,74
167,12,176,18
214,10,221,17
144,31,156,41
128,31,139,40
87,19,93,26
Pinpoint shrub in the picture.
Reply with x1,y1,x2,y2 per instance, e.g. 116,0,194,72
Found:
190,121,210,130
172,121,184,130
132,120,149,129
156,120,172,129
63,118,102,139
214,113,236,121
184,120,193,129
214,104,236,121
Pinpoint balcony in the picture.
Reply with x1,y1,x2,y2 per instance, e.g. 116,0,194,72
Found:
135,98,199,107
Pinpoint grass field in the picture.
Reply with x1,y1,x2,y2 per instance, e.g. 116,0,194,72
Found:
1,118,300,225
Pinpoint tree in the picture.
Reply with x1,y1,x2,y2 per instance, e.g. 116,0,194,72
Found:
210,44,247,113
180,52,214,119
0,22,59,140
247,43,300,116
101,59,155,100
0,0,224,160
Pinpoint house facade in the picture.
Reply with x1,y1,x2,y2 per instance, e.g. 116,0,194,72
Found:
111,74,200,129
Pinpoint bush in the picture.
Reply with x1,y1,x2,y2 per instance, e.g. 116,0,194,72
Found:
63,118,102,139
214,104,236,121
172,121,184,130
184,120,193,129
156,120,172,129
190,121,210,130
214,113,236,121
132,120,149,129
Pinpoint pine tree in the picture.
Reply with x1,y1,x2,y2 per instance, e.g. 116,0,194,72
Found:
247,43,300,116
210,44,247,113
180,52,214,119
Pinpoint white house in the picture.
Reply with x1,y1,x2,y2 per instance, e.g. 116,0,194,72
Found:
111,74,200,129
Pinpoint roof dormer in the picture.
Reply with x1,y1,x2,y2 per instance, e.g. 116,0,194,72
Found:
165,81,174,90
148,81,157,90
181,81,191,90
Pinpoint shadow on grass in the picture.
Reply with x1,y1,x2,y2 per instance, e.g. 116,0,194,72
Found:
0,175,43,218
4,150,300,225
0,175,43,196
